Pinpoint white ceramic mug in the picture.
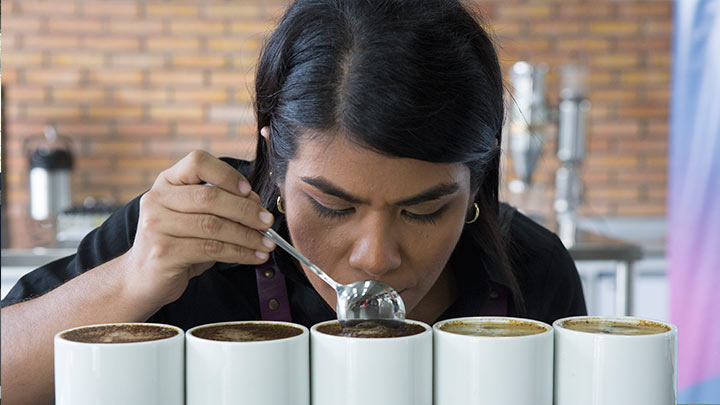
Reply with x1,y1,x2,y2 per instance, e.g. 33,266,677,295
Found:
185,320,309,405
433,316,554,405
553,316,677,405
54,322,184,405
311,319,432,405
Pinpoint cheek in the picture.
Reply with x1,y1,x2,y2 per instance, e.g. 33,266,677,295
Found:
284,201,348,268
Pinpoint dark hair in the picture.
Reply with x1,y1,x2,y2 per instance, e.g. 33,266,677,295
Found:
251,0,524,313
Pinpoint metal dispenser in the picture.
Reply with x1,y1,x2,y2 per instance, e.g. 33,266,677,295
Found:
26,125,74,222
507,62,590,246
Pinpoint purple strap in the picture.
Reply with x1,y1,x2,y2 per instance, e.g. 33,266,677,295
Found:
255,258,292,322
478,285,508,316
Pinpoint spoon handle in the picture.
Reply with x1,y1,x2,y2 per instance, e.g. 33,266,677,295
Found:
261,228,340,290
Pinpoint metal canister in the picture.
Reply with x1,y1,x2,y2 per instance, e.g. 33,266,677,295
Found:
28,126,74,221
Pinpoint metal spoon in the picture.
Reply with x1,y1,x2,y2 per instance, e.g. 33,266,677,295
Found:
261,228,406,327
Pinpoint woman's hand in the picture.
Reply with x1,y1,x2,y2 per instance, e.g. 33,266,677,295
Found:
122,150,276,308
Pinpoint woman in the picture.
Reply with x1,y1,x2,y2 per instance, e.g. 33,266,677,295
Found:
1,0,586,402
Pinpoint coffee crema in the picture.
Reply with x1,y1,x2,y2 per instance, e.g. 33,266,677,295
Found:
316,321,426,338
561,319,671,335
61,324,179,343
439,320,547,337
191,323,303,342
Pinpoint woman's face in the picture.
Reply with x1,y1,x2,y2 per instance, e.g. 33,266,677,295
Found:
280,133,473,314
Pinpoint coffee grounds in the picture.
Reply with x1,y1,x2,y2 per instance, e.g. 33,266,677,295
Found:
61,324,179,343
192,323,303,342
317,321,426,338
563,319,671,335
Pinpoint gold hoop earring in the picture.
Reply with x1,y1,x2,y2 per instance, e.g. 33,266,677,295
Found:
465,202,479,224
276,195,286,214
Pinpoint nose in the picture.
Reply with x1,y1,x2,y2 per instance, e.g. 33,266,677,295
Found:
348,214,402,278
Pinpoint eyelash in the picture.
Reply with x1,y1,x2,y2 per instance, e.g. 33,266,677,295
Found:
307,197,446,225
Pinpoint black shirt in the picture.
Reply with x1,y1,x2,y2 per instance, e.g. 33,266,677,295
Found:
1,159,586,329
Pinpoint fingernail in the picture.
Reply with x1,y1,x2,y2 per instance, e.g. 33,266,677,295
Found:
238,181,251,195
255,251,269,260
259,211,274,225
262,237,275,249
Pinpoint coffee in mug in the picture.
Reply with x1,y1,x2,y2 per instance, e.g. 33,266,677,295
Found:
54,323,184,405
554,316,677,405
186,321,309,405
60,323,179,343
191,322,303,341
433,317,554,405
311,319,432,405
439,318,547,337
315,320,425,338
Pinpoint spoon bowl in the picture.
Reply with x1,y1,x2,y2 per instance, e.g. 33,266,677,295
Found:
261,228,406,327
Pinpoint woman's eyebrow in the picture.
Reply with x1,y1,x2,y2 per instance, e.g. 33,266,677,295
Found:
301,176,459,206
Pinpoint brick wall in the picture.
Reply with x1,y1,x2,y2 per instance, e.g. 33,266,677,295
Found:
1,0,671,248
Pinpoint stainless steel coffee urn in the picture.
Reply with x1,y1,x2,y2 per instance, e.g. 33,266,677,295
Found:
27,126,73,221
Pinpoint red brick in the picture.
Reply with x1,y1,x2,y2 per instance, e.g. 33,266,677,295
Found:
25,105,84,120
557,4,613,18
210,71,255,87
53,88,106,103
149,71,205,86
586,155,639,169
589,22,641,36
147,37,201,52
55,123,112,137
150,105,204,121
530,22,583,36
146,4,201,17
207,38,262,53
174,89,229,103
617,39,670,51
111,54,165,68
115,88,169,104
620,71,670,86
5,86,46,102
589,54,641,68
117,123,172,138
557,39,611,52
24,35,81,49
1,17,43,32
51,53,106,67
645,21,673,36
169,21,226,35
617,3,672,18
24,69,80,85
230,21,276,35
148,140,208,156
6,122,46,137
83,1,139,17
86,173,146,186
586,187,640,201
498,4,552,19
591,121,643,138
91,140,145,155
205,4,263,18
89,70,144,85
616,105,668,119
108,20,165,35
20,1,78,15
88,106,144,120
48,18,105,33
176,123,231,138
82,37,141,51
117,157,175,170
171,55,227,69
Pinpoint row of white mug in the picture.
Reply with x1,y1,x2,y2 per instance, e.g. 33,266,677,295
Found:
54,315,677,405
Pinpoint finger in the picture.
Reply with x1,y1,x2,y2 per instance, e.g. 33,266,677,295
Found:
152,184,274,230
153,210,276,252
171,236,271,264
161,150,252,197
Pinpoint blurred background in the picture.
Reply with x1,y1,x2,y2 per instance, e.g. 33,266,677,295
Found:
1,0,718,401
